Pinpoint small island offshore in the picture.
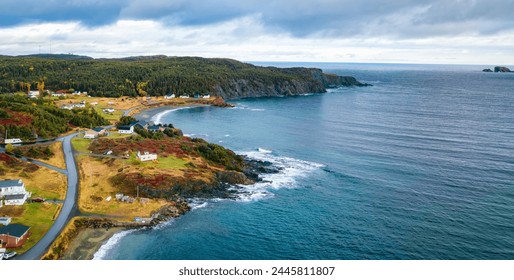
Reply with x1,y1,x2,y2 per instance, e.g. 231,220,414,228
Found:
0,55,369,260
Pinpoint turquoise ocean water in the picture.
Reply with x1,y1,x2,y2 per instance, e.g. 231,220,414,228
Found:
95,63,514,259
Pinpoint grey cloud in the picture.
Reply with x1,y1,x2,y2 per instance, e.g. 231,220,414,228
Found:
1,0,513,39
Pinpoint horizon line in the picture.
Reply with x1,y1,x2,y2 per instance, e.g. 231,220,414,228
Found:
1,53,511,67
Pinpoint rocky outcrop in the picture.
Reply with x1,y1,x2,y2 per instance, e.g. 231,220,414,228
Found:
322,73,370,88
149,203,190,225
213,68,370,100
216,170,254,185
482,68,493,72
132,157,281,202
494,66,511,72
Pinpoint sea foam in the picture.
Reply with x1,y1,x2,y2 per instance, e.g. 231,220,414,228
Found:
151,106,194,124
233,148,325,202
92,229,138,260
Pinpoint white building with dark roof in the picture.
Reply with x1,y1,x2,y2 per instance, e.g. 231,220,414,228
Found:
0,179,31,206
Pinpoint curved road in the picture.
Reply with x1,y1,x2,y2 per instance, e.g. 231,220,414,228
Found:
17,133,79,260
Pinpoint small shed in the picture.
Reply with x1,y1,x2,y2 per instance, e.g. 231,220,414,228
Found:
0,217,11,226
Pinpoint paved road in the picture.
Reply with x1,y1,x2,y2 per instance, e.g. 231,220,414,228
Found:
22,157,67,175
17,133,79,260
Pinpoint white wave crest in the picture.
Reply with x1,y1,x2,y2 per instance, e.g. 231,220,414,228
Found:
233,148,324,202
231,105,265,112
257,147,272,154
189,198,209,210
151,106,194,124
92,229,138,260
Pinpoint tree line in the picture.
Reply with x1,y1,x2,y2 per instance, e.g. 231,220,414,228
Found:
0,55,319,97
0,94,109,140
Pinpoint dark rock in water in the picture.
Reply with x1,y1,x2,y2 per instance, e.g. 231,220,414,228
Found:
482,68,493,72
242,157,281,182
494,66,511,72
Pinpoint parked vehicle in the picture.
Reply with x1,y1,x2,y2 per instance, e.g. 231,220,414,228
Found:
31,197,46,203
3,251,17,260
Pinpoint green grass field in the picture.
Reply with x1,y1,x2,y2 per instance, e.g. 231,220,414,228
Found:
71,137,91,153
94,106,123,122
105,132,132,139
128,152,187,169
11,203,60,254
153,155,188,169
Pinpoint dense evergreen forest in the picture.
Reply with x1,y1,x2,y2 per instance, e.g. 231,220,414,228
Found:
0,94,108,140
0,54,324,97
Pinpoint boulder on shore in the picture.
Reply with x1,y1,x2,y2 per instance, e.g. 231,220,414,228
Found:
482,68,493,72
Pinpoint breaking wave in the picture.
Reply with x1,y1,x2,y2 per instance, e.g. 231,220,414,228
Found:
233,148,324,202
230,104,265,112
151,107,195,124
92,229,138,260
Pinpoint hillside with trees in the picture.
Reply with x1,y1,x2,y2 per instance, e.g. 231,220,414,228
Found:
0,94,108,140
0,55,367,99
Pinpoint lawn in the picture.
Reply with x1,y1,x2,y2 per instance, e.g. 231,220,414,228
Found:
71,137,91,154
94,106,123,122
153,155,188,169
128,152,188,169
8,203,61,254
105,132,132,139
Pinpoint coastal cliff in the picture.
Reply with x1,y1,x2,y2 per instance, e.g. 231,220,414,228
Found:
0,55,369,100
214,68,368,99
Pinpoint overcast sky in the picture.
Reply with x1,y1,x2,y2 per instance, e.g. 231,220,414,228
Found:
1,0,513,64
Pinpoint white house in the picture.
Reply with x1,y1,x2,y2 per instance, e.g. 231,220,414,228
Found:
103,108,115,113
164,94,175,99
202,94,211,99
84,127,106,139
51,93,66,97
118,123,136,134
28,90,40,98
0,179,31,206
83,130,99,139
61,105,74,110
137,151,157,162
4,138,22,144
179,95,190,99
73,103,86,108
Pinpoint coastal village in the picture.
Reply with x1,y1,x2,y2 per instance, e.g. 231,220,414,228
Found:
0,88,238,260
0,55,359,260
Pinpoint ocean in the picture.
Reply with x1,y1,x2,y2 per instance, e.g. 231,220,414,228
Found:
94,63,514,260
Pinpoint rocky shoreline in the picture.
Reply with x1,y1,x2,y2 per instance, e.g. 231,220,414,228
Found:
49,130,280,259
